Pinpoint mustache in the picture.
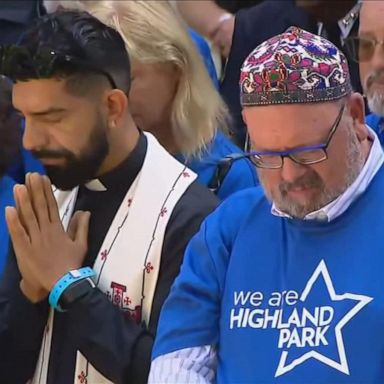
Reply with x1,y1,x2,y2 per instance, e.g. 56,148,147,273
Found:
366,70,384,89
31,149,73,159
279,173,323,194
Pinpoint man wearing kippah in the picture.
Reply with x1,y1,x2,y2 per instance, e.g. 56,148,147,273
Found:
149,26,384,383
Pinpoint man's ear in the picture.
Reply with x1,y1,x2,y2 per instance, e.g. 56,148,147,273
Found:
105,89,128,130
241,109,247,125
348,92,369,142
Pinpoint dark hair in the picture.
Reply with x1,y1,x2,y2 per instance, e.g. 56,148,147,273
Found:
0,76,22,176
13,10,131,95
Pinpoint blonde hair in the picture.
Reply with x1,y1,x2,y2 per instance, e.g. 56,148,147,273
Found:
55,0,230,157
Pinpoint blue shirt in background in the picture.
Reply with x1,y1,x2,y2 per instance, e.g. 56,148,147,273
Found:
187,31,258,199
176,132,258,200
6,123,45,183
366,113,384,145
0,176,15,278
189,28,219,89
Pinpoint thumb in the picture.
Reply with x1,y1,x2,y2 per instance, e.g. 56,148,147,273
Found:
74,211,91,246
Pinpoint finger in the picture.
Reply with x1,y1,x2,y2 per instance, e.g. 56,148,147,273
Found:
13,184,27,229
42,175,61,223
28,173,50,226
5,206,31,251
222,45,230,59
74,211,91,247
14,184,40,238
67,210,82,240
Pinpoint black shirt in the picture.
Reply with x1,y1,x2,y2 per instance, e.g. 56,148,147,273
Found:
0,133,219,384
215,0,263,13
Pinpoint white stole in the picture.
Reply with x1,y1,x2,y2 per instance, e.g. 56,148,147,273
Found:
31,133,196,384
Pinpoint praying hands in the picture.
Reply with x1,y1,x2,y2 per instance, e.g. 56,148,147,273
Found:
5,173,90,303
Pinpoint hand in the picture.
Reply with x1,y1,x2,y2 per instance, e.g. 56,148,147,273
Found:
5,173,91,302
211,15,235,58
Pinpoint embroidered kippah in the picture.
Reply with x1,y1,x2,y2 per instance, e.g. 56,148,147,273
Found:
240,26,352,106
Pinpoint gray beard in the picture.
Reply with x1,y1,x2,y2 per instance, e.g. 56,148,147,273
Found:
367,91,384,120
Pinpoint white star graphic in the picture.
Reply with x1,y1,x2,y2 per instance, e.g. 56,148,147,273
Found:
275,259,373,377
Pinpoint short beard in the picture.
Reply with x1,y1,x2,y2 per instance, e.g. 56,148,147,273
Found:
367,90,384,119
365,69,384,118
258,127,365,219
33,120,109,191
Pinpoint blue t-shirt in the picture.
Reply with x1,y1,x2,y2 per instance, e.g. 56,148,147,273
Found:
176,132,258,200
0,176,15,278
153,165,384,383
189,29,219,89
366,113,384,145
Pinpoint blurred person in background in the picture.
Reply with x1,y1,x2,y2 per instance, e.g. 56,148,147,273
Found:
345,0,384,144
0,0,46,182
175,0,263,59
53,0,259,199
0,77,20,277
220,0,360,148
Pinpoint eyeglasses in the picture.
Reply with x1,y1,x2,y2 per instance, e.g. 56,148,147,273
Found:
244,104,345,169
0,45,117,89
344,36,384,63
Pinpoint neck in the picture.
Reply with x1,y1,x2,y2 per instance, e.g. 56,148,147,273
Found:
149,122,180,155
97,116,140,176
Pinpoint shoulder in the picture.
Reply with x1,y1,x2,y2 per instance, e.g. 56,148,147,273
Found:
205,186,269,236
167,181,219,232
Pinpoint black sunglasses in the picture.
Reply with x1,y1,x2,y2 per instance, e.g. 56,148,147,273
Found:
0,45,117,89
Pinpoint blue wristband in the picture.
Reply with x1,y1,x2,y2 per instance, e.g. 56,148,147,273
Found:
49,267,96,312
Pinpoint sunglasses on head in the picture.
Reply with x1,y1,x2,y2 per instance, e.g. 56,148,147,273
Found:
0,45,117,89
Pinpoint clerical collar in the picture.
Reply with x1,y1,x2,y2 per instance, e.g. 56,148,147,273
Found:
84,131,147,192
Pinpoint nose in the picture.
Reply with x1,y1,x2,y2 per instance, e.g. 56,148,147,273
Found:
280,157,308,184
22,119,49,151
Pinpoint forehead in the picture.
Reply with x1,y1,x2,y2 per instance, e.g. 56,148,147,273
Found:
359,1,384,34
12,78,86,113
243,102,340,150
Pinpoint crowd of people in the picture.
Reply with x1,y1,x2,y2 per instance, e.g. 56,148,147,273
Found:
0,0,384,383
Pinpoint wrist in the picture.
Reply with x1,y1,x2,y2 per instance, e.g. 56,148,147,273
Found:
59,278,95,311
49,267,96,312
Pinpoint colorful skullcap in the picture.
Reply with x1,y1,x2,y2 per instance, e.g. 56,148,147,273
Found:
240,26,352,106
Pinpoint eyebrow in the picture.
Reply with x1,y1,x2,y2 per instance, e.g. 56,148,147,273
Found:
250,139,322,152
14,107,67,117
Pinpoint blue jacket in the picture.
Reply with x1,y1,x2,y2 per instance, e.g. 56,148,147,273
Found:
0,176,15,278
177,132,258,200
189,29,219,89
366,113,384,145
